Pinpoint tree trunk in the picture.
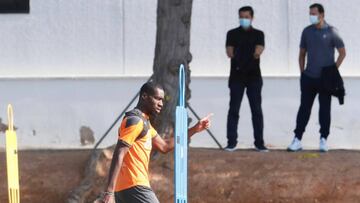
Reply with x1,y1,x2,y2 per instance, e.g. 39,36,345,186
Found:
152,0,193,135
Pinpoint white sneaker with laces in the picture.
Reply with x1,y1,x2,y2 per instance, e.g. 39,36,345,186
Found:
287,137,302,152
319,138,328,152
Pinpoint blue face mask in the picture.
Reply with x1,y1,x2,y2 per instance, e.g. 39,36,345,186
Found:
310,15,319,25
239,18,251,29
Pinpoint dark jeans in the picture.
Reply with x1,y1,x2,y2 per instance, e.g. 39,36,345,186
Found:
294,73,332,140
226,79,264,147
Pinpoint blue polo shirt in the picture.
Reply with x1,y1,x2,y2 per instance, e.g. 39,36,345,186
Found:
300,22,345,78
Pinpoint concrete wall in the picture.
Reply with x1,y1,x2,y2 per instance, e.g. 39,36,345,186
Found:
0,0,359,77
1,78,360,150
0,0,359,149
0,0,157,77
191,0,359,76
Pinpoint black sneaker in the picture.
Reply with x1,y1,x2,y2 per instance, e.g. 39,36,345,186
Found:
255,144,269,152
224,144,237,152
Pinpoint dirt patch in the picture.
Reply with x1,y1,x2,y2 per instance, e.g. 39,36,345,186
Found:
0,150,90,203
1,149,360,203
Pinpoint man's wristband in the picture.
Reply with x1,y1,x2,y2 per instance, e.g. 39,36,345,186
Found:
103,191,114,196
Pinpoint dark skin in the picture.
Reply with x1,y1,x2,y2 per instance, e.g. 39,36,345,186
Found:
99,87,212,203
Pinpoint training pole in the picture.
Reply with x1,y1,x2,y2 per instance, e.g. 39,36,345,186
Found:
6,104,20,203
175,64,188,203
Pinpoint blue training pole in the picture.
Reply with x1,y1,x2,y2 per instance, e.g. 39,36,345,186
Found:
175,64,188,203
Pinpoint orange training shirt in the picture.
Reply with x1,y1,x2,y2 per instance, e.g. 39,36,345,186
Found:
115,112,158,192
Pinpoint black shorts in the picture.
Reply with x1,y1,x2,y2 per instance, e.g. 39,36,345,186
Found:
115,185,159,203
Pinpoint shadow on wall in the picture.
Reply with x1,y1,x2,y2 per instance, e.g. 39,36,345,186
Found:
0,118,18,133
80,126,95,146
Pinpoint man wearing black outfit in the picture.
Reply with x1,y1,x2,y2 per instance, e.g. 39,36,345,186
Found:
224,6,268,152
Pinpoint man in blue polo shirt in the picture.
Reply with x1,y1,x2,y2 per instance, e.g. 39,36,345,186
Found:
288,3,346,152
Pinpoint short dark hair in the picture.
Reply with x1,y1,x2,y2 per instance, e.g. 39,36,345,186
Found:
140,82,163,97
310,3,324,14
239,6,254,17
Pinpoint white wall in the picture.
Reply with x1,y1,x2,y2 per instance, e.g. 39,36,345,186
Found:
191,0,290,76
0,0,157,77
191,0,360,76
0,0,359,77
0,1,360,149
1,78,360,150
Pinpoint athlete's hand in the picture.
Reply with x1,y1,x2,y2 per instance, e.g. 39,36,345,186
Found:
94,192,115,203
193,113,213,133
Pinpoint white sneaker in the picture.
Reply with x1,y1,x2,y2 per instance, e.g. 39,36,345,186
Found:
319,138,329,152
287,138,302,152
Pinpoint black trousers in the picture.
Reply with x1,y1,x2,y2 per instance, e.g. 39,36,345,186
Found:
294,73,332,140
115,185,159,203
226,78,264,147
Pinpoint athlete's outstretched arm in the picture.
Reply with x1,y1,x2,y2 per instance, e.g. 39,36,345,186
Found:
152,114,212,153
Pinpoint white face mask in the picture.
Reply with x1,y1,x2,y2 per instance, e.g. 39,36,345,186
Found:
310,15,320,25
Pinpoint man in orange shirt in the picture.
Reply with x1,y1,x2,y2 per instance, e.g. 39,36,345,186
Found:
99,82,212,203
